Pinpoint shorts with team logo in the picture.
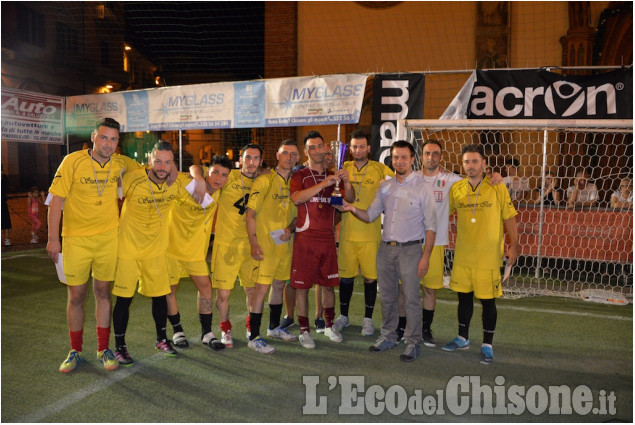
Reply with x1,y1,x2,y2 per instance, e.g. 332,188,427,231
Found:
337,240,380,279
166,256,210,285
290,236,339,289
62,227,118,285
210,241,256,290
421,245,445,289
251,254,292,285
112,256,171,298
449,265,502,299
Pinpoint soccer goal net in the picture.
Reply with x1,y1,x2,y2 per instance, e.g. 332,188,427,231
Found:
398,119,633,303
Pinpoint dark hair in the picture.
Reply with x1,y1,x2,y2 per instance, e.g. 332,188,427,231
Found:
505,157,520,167
390,140,415,157
422,139,443,152
241,144,263,158
349,130,369,143
95,117,120,132
278,139,298,150
303,130,324,144
151,140,174,157
461,144,485,158
211,155,233,170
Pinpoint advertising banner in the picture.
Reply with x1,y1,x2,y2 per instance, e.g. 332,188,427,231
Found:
371,73,425,166
1,88,65,144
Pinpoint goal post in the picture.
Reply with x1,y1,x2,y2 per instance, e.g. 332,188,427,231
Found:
397,119,633,302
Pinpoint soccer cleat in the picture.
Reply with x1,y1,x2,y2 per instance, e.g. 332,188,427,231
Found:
114,345,134,366
267,326,298,341
97,348,120,371
332,315,350,332
442,336,470,352
279,315,294,329
30,236,38,244
369,335,396,353
480,344,494,364
314,317,326,333
324,327,343,343
299,331,315,349
361,318,375,336
247,336,276,354
59,349,82,373
172,331,189,348
155,339,178,356
400,344,420,362
221,330,234,348
202,332,225,351
422,329,436,348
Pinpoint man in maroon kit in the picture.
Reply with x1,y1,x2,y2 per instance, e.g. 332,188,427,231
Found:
290,130,354,349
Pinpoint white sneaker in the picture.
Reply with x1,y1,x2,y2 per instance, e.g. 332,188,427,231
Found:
247,336,276,354
172,331,189,348
4,238,10,246
30,236,38,244
332,315,349,332
221,330,233,348
299,331,315,349
267,326,298,341
246,330,251,340
361,318,375,336
201,331,225,351
324,327,343,343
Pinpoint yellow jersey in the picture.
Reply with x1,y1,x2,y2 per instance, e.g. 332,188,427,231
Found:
118,168,189,260
214,169,254,245
449,175,517,270
246,171,297,257
166,171,218,262
48,150,140,237
339,160,394,242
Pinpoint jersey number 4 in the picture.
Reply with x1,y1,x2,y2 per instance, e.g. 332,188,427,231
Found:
233,195,250,215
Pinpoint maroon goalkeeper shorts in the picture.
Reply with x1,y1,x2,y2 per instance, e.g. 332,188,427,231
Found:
290,236,339,289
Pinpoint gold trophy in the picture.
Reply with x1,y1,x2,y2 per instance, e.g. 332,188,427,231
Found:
329,140,348,206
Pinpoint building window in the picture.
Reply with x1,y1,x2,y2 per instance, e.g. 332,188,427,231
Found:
56,23,78,63
18,6,45,47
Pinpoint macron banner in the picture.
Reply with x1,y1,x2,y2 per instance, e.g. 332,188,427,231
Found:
1,88,65,144
466,68,633,119
65,74,367,133
371,73,425,167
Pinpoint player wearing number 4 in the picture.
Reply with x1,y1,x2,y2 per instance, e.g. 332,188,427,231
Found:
192,145,262,348
333,130,394,337
442,144,519,365
165,155,233,352
245,140,300,353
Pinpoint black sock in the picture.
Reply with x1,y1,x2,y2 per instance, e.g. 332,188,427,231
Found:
199,313,212,338
422,309,435,332
152,296,168,342
113,296,132,347
269,303,283,330
480,298,497,345
339,278,355,317
249,312,262,340
168,312,184,334
364,280,377,318
397,315,407,331
457,292,474,340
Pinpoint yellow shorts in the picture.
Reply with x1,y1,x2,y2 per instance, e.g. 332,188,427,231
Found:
449,265,502,299
337,240,380,279
251,254,292,285
166,256,210,285
62,228,118,285
210,241,256,290
421,245,445,289
112,256,171,298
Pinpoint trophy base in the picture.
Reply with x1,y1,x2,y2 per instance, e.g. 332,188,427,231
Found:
329,196,343,206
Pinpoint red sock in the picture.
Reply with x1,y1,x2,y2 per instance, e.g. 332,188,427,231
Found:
220,320,232,333
69,330,83,352
324,307,335,328
245,315,251,332
96,327,110,352
298,316,310,333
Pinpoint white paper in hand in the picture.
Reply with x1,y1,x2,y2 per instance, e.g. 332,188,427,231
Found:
270,229,287,245
502,263,512,282
185,179,214,207
55,253,66,283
